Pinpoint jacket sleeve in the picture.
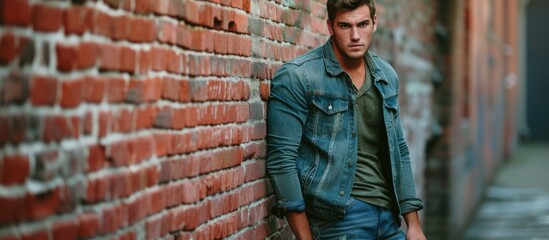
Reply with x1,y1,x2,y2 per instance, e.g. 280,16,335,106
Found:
266,63,309,218
394,113,424,214
391,70,424,215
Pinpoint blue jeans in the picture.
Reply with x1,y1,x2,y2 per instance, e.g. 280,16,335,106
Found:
309,198,405,240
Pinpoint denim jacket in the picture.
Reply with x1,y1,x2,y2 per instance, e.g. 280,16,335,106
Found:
266,40,424,221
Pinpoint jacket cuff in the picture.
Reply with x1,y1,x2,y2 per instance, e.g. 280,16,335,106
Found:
271,199,306,218
399,198,424,215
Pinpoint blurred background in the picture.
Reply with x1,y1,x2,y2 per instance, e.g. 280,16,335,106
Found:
0,0,547,239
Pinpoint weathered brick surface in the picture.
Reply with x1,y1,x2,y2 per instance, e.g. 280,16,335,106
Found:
424,1,521,239
0,0,519,239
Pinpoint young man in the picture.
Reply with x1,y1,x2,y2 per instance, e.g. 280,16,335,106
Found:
266,0,426,239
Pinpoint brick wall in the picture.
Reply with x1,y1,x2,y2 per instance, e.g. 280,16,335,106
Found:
425,0,520,239
1,0,520,239
0,0,330,239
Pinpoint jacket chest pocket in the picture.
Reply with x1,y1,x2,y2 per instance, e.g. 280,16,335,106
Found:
307,95,349,135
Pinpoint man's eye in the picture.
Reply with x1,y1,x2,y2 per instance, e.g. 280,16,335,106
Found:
340,25,350,29
358,23,368,28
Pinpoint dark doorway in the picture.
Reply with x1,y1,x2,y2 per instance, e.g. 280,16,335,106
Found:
526,0,549,141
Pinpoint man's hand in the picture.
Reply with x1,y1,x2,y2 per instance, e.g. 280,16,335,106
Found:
286,211,313,240
406,224,426,240
403,211,426,240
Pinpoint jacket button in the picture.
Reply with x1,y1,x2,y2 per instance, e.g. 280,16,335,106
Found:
339,191,344,196
352,131,356,136
347,161,352,167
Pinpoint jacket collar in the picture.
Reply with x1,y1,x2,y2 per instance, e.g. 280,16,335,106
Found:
322,39,388,83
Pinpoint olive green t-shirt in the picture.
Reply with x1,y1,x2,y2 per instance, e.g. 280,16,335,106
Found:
350,64,393,209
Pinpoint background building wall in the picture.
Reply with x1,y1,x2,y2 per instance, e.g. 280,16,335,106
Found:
425,0,520,239
0,0,520,239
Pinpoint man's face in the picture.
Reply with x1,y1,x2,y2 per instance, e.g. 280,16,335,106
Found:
327,5,377,61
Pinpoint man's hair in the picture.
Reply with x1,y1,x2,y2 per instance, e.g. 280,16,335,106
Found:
327,0,376,21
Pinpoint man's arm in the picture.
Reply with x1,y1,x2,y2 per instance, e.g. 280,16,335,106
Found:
403,211,426,240
266,64,311,236
286,211,313,240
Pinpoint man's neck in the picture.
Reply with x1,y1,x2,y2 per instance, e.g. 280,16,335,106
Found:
332,45,366,74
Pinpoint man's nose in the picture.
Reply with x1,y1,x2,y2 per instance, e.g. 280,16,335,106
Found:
351,27,360,40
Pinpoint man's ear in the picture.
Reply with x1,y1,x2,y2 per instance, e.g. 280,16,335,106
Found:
373,15,377,33
327,19,334,36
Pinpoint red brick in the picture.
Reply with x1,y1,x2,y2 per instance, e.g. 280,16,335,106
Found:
42,115,80,142
83,76,104,103
128,77,162,103
233,12,249,34
136,105,155,130
149,188,166,214
87,145,106,172
21,230,49,240
60,79,83,108
102,206,123,233
56,44,78,72
157,20,177,44
165,50,181,74
24,187,60,220
134,0,152,13
64,6,91,35
77,42,98,69
0,0,32,26
108,171,132,198
85,177,108,203
1,72,29,105
259,82,270,100
149,47,167,71
0,154,29,185
126,196,145,224
0,195,25,224
78,213,99,238
213,32,228,54
98,111,111,137
107,140,132,166
162,77,180,101
82,111,92,136
132,136,153,163
0,34,30,65
32,4,63,32
243,0,251,12
146,165,160,187
111,15,129,40
31,76,57,105
176,24,192,49
120,46,136,73
99,44,120,71
106,77,127,103
52,219,79,240
146,216,162,240
138,50,151,74
128,16,156,42
191,29,214,52
179,79,191,102
153,133,170,157
112,109,135,133
185,1,211,27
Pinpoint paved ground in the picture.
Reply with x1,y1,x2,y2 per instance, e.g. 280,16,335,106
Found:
463,142,549,240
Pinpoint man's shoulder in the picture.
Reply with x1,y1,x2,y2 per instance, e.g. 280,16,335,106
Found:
369,51,393,69
368,51,399,80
